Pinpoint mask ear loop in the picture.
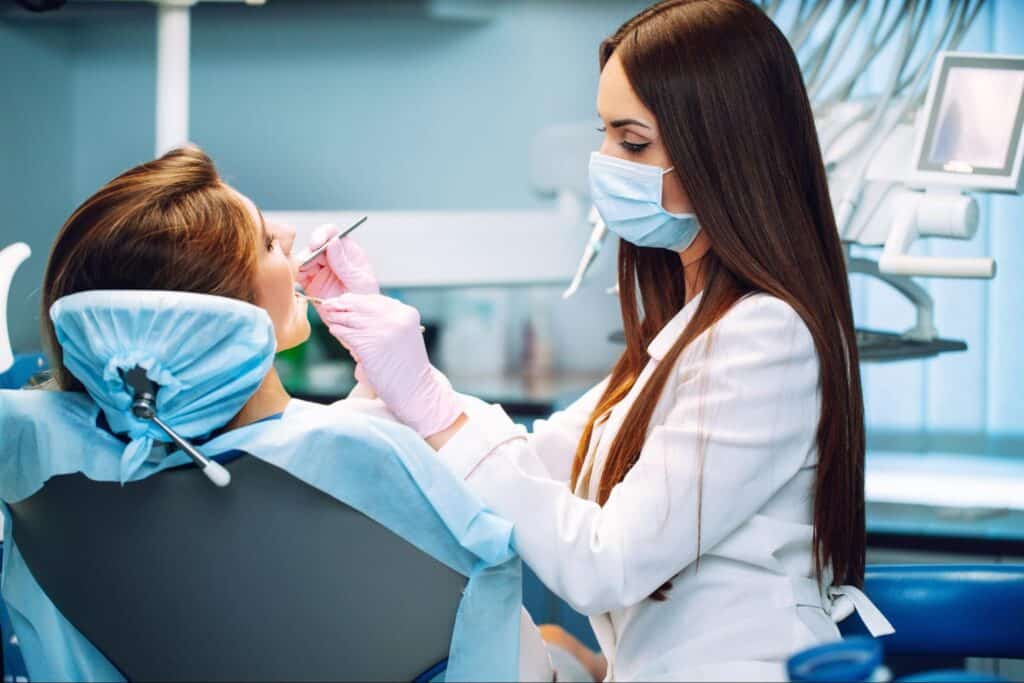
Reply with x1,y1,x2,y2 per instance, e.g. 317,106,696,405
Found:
119,367,231,488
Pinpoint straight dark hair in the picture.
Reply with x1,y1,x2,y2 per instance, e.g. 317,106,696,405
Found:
571,0,865,589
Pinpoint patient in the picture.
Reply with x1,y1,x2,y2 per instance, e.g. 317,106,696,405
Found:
41,146,307,429
2,146,554,682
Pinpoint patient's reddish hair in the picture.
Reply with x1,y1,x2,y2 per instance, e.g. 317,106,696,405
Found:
41,146,260,392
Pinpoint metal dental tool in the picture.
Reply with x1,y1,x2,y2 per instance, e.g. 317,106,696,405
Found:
299,215,368,267
562,206,607,300
293,283,323,305
120,367,231,488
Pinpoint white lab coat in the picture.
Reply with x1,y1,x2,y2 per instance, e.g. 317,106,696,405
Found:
436,292,892,682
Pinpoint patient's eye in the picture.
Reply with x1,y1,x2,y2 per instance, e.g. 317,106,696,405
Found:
263,232,276,252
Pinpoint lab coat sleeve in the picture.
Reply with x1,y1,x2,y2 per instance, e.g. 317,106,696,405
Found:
439,296,820,615
339,367,606,484
527,376,611,482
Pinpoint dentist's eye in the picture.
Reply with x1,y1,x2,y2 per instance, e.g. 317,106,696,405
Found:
596,126,607,133
621,140,650,153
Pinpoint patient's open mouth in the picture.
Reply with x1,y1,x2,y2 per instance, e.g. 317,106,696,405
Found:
292,284,322,305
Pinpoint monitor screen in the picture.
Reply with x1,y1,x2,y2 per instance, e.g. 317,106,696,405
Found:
918,56,1024,178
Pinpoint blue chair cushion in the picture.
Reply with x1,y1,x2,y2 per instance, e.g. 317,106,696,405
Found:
840,564,1024,659
898,670,1009,682
0,353,46,389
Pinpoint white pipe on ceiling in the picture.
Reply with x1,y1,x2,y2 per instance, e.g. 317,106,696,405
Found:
155,1,192,156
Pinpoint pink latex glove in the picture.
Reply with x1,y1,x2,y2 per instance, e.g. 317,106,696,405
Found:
318,293,462,438
296,224,380,299
296,225,379,389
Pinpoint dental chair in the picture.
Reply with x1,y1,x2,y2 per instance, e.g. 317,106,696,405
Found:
0,352,47,389
5,452,466,682
0,242,33,386
789,564,1024,681
840,564,1024,660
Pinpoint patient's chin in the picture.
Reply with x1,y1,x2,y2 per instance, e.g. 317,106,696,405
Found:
277,319,312,352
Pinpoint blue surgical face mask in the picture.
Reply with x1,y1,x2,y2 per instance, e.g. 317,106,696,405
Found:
588,151,701,252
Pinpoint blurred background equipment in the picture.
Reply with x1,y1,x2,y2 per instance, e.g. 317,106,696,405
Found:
0,242,30,375
12,0,65,12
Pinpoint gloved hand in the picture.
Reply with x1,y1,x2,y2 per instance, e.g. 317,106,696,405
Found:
296,224,380,299
318,293,463,438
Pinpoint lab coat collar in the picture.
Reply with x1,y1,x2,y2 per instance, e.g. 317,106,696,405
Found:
646,290,705,362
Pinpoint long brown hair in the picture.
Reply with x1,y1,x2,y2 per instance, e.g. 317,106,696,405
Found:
571,0,865,588
41,146,261,392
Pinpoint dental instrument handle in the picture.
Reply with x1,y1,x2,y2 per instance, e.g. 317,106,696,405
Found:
563,241,599,300
294,284,426,331
300,215,368,267
152,413,232,487
201,460,232,488
293,283,323,305
563,211,607,300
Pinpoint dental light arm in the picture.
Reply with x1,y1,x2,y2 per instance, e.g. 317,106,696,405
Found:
878,190,995,279
0,243,31,375
849,256,939,342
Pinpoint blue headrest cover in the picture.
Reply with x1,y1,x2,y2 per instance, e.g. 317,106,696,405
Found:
50,290,277,483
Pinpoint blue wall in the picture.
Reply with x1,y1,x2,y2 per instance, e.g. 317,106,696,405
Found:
66,0,650,210
0,20,73,353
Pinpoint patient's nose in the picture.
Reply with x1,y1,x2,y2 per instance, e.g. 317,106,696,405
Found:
269,220,297,257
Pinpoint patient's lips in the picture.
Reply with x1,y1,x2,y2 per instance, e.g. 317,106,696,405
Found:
292,283,323,305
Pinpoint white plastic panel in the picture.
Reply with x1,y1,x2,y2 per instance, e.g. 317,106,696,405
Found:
867,452,1024,510
266,205,589,289
0,243,31,374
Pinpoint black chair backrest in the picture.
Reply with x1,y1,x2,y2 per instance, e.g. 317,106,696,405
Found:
7,455,467,682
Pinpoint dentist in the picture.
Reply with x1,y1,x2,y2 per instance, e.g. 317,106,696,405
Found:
300,0,892,680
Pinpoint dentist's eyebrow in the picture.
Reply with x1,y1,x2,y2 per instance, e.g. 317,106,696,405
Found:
610,118,652,129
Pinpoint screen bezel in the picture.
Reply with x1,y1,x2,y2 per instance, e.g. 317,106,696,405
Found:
913,52,1024,192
